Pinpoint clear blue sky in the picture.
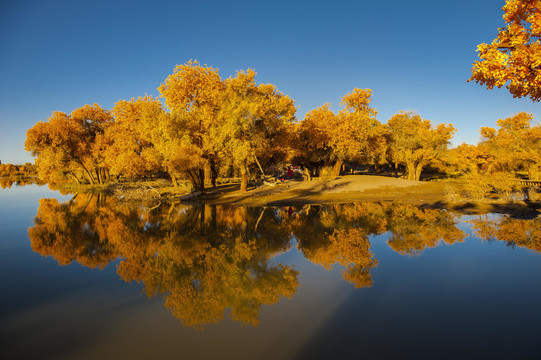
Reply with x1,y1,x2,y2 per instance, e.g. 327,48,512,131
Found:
1,0,539,164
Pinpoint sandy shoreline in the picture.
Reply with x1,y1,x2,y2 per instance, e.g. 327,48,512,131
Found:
199,175,449,206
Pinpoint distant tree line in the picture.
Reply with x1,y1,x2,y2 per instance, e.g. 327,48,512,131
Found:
0,163,37,178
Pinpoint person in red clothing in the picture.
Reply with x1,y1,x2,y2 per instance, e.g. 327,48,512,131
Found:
287,166,293,178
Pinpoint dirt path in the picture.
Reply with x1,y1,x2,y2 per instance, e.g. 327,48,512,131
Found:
201,175,448,206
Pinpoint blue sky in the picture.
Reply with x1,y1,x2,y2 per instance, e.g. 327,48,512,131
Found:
1,0,539,164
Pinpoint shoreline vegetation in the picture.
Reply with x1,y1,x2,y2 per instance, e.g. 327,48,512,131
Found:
4,171,540,217
107,174,541,216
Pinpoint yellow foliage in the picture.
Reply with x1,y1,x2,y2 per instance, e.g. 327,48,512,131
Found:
385,203,466,255
469,0,541,101
29,200,298,328
25,105,113,184
446,143,494,175
481,112,541,179
294,89,386,176
104,96,164,177
470,214,541,253
387,111,455,180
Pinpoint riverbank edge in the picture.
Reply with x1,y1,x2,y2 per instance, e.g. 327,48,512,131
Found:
46,175,541,217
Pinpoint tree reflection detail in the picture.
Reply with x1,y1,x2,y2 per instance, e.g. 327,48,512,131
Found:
32,197,517,328
470,215,541,253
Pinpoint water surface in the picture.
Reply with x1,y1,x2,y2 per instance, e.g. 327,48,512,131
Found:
1,185,541,359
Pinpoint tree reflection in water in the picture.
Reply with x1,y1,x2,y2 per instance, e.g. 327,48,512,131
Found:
0,177,47,189
470,214,541,253
286,203,384,288
30,195,541,328
384,204,466,255
29,194,297,328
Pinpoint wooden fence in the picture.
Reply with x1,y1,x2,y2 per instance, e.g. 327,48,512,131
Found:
516,180,541,187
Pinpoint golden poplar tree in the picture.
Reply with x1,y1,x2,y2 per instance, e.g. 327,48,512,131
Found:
103,96,164,178
331,88,387,176
221,70,296,191
291,104,337,178
481,112,541,179
25,104,113,184
295,89,386,177
469,0,541,101
158,60,225,190
387,111,455,181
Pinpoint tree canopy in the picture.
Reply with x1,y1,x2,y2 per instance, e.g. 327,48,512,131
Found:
480,112,541,179
469,0,541,101
23,60,468,188
25,104,113,184
387,111,455,181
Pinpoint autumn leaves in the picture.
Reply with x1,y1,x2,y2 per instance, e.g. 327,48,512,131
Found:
469,0,541,101
292,92,455,181
25,105,114,185
25,60,460,189
25,61,297,190
26,56,536,190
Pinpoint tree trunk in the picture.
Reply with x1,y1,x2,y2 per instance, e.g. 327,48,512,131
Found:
240,161,248,192
254,154,265,177
226,165,234,178
204,158,217,188
415,163,423,181
198,168,205,191
186,169,204,191
170,172,179,187
100,168,107,183
68,172,81,184
79,163,95,185
304,167,312,181
204,163,212,186
84,170,94,184
209,158,217,188
406,161,416,180
95,168,102,184
332,160,343,177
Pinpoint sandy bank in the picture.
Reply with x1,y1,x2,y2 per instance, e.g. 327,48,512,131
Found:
200,175,448,206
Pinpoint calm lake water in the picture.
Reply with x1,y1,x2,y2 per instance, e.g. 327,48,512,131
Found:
1,184,541,360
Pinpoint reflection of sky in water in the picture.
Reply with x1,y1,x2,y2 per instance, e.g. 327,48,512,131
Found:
1,186,541,359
